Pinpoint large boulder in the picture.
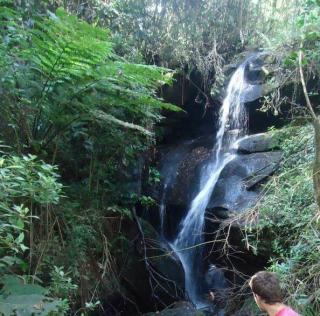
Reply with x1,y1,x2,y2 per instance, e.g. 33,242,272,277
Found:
207,151,282,213
235,133,278,154
108,217,185,311
158,135,214,208
166,145,212,206
139,220,185,291
240,151,282,189
220,53,267,104
158,136,281,214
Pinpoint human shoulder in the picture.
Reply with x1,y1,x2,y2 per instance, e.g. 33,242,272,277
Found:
275,306,300,316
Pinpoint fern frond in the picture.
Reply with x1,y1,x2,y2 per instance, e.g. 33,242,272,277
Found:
91,110,154,137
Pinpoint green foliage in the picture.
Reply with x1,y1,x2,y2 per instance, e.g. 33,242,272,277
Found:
139,195,156,208
148,167,161,185
49,266,77,299
0,154,62,205
66,0,278,93
246,124,320,314
296,1,320,77
280,0,320,74
248,1,304,50
0,275,68,315
0,205,30,267
0,150,66,314
241,2,320,313
258,0,320,114
0,6,179,312
0,2,179,214
9,1,319,314
0,153,62,274
0,4,178,154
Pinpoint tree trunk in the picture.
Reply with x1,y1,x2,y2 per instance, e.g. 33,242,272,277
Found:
299,49,320,216
312,118,320,212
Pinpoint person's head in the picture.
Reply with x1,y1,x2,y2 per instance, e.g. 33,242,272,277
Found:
249,271,283,311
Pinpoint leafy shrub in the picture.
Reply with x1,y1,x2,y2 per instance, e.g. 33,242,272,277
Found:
0,151,65,314
49,266,78,300
0,275,68,315
0,155,62,206
0,153,62,274
0,4,178,153
0,2,180,314
246,124,320,314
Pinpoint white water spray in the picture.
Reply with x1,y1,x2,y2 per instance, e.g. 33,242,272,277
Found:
171,58,253,307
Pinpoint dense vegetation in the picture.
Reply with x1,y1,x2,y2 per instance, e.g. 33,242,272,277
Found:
0,0,319,315
239,1,320,314
239,124,319,315
0,2,178,314
233,1,320,314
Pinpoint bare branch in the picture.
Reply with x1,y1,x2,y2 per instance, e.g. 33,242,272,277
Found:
298,49,317,121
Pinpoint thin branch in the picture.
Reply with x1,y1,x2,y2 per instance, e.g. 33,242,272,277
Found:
298,49,317,121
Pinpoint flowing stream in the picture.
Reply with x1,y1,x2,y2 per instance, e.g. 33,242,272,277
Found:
168,57,255,307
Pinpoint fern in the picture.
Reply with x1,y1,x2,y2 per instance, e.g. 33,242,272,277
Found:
0,6,179,152
0,7,180,313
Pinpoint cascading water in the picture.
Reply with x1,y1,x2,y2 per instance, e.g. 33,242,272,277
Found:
170,57,255,307
159,139,196,237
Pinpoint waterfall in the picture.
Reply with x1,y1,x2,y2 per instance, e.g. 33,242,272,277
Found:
159,139,196,237
171,57,253,307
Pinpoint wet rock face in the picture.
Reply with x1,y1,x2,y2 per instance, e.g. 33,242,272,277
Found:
208,151,282,213
157,135,214,209
241,151,282,189
204,264,229,310
205,265,227,291
222,53,288,134
167,145,212,206
235,133,278,153
221,53,266,104
110,218,185,312
147,54,289,316
139,220,185,291
139,220,185,298
159,133,281,217
160,69,216,144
